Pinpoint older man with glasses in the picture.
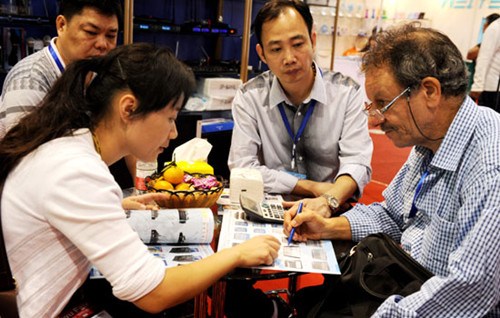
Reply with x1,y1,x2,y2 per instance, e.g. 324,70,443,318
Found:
364,87,410,121
285,23,500,317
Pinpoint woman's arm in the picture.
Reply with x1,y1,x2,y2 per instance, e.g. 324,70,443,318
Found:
133,235,280,313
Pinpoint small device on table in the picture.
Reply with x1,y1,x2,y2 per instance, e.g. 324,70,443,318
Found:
239,193,285,224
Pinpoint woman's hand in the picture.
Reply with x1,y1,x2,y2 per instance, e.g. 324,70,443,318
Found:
232,235,281,267
283,197,331,218
122,193,167,210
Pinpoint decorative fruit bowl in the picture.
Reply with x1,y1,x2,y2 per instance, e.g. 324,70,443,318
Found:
146,163,224,209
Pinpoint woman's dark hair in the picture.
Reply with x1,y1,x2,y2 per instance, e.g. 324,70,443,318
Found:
485,13,500,26
59,0,123,26
361,23,468,97
0,43,196,181
252,0,313,46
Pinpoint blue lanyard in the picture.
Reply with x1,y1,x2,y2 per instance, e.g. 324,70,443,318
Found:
409,170,429,218
278,100,316,170
48,42,65,73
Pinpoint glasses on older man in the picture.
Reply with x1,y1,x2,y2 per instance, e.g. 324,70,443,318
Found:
363,87,411,121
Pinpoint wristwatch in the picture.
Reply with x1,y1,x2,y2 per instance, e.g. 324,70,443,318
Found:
321,193,340,212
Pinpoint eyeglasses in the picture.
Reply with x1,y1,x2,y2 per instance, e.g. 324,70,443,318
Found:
364,87,411,120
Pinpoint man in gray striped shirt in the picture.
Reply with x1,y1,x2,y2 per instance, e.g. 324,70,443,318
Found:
0,0,121,137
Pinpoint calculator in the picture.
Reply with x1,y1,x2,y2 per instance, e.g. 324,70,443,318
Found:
239,193,285,224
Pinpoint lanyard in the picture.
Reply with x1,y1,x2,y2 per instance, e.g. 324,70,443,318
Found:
48,42,65,73
409,170,429,218
278,100,316,170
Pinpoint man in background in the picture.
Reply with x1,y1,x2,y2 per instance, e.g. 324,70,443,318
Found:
225,1,372,317
0,0,134,187
470,14,500,112
466,13,499,62
228,0,372,219
0,0,122,134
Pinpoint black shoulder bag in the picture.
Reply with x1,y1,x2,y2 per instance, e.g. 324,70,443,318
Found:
0,181,20,318
307,233,433,318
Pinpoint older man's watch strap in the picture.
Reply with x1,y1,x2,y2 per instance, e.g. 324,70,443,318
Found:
321,193,340,212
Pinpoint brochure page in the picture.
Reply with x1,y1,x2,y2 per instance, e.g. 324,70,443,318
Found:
90,244,214,279
126,208,215,244
218,205,340,275
90,208,215,279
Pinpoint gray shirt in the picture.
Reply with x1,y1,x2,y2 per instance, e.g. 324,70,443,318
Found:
228,64,373,194
0,37,63,138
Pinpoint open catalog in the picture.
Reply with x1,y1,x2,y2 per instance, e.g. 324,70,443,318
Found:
90,208,215,279
218,203,341,275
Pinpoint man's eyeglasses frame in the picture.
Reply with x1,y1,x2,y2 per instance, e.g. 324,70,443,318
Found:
364,87,411,121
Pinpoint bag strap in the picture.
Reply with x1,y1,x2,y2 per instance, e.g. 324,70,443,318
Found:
0,181,16,291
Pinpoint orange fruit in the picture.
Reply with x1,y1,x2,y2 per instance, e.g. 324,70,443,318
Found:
154,180,174,191
162,165,185,185
175,182,193,191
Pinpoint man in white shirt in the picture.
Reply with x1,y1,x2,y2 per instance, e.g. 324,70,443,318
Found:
471,16,500,112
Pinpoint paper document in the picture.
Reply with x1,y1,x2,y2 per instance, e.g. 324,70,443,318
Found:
89,244,214,279
126,208,215,244
218,204,340,275
90,208,215,279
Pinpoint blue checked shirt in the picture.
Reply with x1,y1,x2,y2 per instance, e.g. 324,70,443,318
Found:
344,97,500,317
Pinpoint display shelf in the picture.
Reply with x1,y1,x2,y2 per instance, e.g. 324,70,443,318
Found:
0,8,56,86
133,17,237,36
123,0,254,83
0,13,51,26
310,2,432,70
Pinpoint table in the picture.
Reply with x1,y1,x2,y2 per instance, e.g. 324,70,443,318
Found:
193,200,355,318
120,189,355,317
210,268,303,318
202,240,356,318
193,202,305,318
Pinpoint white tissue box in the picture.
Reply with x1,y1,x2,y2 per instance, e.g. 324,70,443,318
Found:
229,168,264,203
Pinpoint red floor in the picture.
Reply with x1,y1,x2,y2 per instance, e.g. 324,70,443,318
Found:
253,131,412,297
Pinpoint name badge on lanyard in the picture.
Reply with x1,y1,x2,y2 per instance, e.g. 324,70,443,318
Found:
278,100,316,171
48,42,65,73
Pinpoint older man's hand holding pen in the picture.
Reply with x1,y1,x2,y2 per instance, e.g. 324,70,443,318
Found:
284,203,331,242
284,206,355,242
287,201,303,245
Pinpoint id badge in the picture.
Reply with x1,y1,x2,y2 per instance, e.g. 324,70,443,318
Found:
285,170,307,179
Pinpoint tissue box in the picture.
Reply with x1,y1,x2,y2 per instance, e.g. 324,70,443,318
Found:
229,167,264,203
198,77,242,98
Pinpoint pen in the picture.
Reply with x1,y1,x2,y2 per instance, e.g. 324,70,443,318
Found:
287,201,303,245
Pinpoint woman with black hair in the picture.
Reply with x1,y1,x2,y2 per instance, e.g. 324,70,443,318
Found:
0,43,280,317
